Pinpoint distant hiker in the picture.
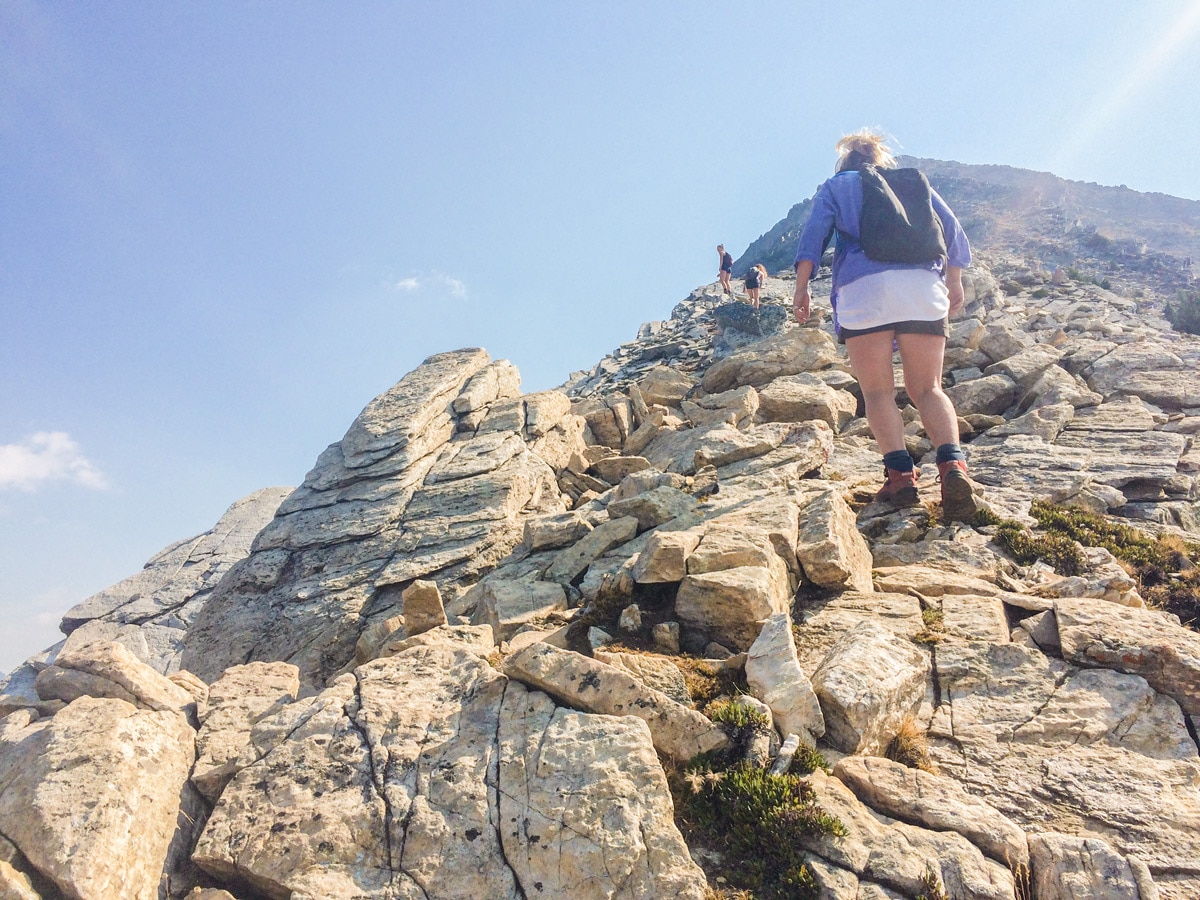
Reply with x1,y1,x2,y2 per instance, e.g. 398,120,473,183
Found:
744,264,768,308
717,244,733,294
791,129,978,522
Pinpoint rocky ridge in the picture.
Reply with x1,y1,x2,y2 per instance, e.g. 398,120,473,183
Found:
1,231,1200,898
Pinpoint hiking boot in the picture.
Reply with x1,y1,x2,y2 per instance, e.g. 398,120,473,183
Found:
875,466,920,507
938,460,978,523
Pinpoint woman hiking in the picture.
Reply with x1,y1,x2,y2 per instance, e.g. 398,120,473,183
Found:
744,264,768,308
791,130,978,522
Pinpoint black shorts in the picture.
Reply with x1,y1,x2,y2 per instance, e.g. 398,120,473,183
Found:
838,317,949,344
744,274,760,289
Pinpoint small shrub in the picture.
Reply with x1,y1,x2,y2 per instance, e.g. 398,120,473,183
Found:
707,698,771,731
1031,287,1050,299
673,762,846,900
1165,288,1200,336
915,862,950,900
993,518,1085,575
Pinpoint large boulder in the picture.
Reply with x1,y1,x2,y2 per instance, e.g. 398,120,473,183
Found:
811,620,930,755
744,613,825,744
0,699,196,900
1054,597,1200,716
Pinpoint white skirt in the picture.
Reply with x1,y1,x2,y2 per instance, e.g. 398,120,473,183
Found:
835,269,949,331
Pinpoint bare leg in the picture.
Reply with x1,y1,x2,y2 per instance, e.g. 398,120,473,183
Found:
845,330,905,454
895,333,958,447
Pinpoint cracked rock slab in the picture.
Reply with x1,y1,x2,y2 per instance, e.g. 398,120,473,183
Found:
503,643,727,761
927,640,1200,892
195,644,705,899
1054,597,1200,716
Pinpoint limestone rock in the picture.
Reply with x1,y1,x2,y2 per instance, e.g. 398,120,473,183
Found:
471,579,567,641
1054,597,1200,716
946,373,1020,417
192,661,300,802
377,623,495,659
498,683,708,899
503,643,727,761
593,650,691,705
680,384,759,427
0,697,196,900
1087,342,1200,409
523,510,594,551
675,565,791,651
590,455,652,483
941,594,1011,642
637,366,696,407
701,327,841,393
35,640,196,715
927,640,1200,886
794,488,874,592
0,860,39,900
799,768,1016,900
811,620,930,755
401,579,447,637
1028,833,1149,900
607,485,698,531
757,372,858,431
832,755,1029,871
792,591,924,674
545,516,639,584
183,349,562,688
452,358,522,414
631,529,703,583
745,613,825,743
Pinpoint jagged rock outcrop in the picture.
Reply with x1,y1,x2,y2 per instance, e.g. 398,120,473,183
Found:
181,349,573,687
3,172,1200,898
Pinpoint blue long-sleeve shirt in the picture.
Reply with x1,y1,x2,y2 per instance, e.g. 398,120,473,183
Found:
793,170,971,295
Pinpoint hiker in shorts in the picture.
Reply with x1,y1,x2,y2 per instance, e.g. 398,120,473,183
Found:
717,245,734,294
791,129,978,523
744,264,768,308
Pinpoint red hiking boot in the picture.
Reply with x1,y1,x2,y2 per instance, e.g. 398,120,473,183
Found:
875,466,921,507
938,460,978,523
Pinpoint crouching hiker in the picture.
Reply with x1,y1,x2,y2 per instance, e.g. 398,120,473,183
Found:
791,129,978,523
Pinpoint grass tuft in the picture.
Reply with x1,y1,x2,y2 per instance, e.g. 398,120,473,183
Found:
885,716,939,774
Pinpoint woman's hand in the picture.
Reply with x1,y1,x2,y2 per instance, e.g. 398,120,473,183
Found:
793,260,814,323
946,265,965,317
793,281,811,323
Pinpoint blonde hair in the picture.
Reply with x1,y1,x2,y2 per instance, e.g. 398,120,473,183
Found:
835,128,897,172
754,264,768,277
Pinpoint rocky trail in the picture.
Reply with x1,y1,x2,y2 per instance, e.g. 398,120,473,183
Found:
1,251,1199,899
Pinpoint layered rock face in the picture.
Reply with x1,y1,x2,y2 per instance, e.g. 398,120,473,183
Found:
181,349,573,687
1,241,1199,899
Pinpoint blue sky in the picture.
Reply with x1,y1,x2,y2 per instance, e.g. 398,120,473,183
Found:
4,0,1200,673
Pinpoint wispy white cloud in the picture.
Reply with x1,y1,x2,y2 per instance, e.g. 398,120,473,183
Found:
392,273,468,298
0,432,109,492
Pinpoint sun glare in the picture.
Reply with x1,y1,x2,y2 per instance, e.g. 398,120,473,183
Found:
1049,0,1200,177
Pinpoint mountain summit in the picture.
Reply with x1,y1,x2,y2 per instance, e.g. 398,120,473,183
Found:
0,164,1199,900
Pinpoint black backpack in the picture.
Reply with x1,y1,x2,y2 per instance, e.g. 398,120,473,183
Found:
855,165,947,264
